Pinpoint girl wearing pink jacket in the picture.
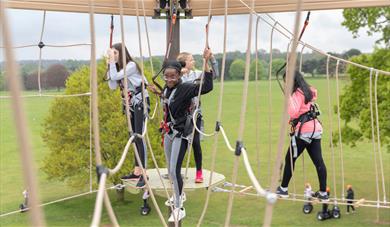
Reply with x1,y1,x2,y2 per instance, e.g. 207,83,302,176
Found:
276,71,328,201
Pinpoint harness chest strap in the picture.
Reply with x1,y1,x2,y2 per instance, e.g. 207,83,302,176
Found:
290,103,321,158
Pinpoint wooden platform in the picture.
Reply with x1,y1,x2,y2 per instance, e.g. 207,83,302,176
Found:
6,1,390,17
122,168,225,194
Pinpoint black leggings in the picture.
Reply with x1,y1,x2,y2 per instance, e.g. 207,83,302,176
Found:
281,137,327,192
128,98,150,168
192,116,202,171
347,201,355,212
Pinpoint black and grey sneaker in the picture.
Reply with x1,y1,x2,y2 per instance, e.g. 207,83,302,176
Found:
276,186,289,198
316,192,329,201
121,172,140,181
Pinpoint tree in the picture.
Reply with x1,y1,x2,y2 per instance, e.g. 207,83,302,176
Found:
270,58,286,78
249,60,267,80
0,71,6,91
335,48,390,151
302,59,318,77
41,60,165,194
45,64,70,91
228,59,245,80
342,48,362,59
24,72,42,90
342,7,390,47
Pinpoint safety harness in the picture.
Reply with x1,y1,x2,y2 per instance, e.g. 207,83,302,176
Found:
160,87,193,146
290,102,321,158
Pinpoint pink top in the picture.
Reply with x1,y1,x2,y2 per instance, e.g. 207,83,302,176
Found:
288,87,322,134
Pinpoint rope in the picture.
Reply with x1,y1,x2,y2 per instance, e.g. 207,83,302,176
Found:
335,60,345,200
267,21,277,186
238,2,390,77
37,11,46,95
0,92,91,99
285,39,297,198
191,109,216,137
183,0,213,179
255,15,261,180
263,1,303,226
369,69,381,222
88,1,119,226
225,1,255,225
135,2,168,224
325,56,337,203
0,186,119,218
197,0,228,225
0,2,46,226
374,71,387,203
140,0,161,121
214,188,390,209
298,44,306,184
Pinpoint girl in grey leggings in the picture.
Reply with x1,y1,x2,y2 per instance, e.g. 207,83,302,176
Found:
160,48,214,222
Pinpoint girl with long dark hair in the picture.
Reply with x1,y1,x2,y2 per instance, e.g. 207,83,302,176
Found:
106,43,150,187
276,70,328,201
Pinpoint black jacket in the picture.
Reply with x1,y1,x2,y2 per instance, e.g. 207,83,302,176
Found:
346,189,354,200
163,71,213,134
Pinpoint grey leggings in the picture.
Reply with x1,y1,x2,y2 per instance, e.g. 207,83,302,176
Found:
164,134,188,208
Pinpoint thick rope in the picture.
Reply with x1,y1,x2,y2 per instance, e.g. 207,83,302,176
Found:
374,71,387,203
0,2,46,226
267,21,277,186
183,0,213,179
298,44,306,185
325,56,338,202
263,1,302,226
285,39,297,198
135,1,168,225
225,2,255,226
335,60,345,200
369,69,381,222
197,0,228,225
88,1,119,226
255,15,261,179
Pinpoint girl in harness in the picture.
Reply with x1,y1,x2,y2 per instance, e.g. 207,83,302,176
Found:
106,43,150,188
161,48,214,222
276,70,328,201
176,51,219,183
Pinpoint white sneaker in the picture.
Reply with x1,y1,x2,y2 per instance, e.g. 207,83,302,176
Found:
165,192,186,206
168,207,186,222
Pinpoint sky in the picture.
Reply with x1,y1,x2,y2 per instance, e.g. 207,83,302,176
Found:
0,8,382,61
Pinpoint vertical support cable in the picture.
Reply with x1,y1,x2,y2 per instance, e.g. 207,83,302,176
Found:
374,71,387,204
263,1,302,226
335,60,345,200
369,69,381,222
0,3,46,226
325,55,337,201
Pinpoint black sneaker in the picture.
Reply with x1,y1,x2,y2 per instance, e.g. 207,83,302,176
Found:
276,186,289,198
121,172,140,181
316,192,329,201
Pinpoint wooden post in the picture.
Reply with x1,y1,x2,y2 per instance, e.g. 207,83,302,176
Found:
166,17,180,60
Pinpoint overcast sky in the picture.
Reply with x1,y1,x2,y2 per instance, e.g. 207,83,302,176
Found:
1,8,382,61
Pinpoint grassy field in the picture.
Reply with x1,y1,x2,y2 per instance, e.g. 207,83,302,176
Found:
0,79,389,226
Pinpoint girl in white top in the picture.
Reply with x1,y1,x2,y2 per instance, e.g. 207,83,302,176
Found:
106,43,149,187
176,51,219,183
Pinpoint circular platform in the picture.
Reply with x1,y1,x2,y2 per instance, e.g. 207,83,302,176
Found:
122,168,225,193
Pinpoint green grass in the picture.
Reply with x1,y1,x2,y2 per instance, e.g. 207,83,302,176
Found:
1,79,389,226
